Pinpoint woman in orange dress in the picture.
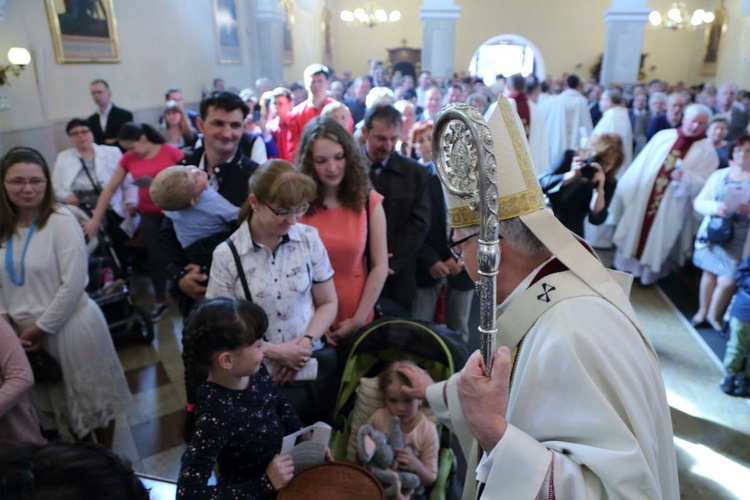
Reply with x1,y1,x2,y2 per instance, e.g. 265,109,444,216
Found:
298,116,388,345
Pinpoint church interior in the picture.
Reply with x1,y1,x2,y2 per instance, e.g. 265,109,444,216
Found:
1,0,749,498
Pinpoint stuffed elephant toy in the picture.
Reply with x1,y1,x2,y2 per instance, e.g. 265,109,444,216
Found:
357,417,421,498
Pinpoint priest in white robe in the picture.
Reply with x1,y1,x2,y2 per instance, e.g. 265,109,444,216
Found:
613,104,719,285
584,88,634,248
400,96,679,499
540,74,593,165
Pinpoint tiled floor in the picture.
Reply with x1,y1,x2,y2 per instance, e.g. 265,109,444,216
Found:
110,271,750,499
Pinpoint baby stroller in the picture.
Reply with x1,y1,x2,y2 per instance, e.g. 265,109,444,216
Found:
330,318,468,500
69,205,155,344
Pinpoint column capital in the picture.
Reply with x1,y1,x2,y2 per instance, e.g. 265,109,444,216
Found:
420,0,461,21
605,0,650,23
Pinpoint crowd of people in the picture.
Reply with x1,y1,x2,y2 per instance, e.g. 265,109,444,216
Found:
0,60,748,498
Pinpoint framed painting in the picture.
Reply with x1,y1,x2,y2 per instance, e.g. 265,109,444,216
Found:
213,0,241,64
322,7,333,65
44,0,120,63
280,0,295,65
700,6,727,76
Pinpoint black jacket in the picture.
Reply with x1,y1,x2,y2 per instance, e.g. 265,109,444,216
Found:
370,151,431,308
416,173,474,291
538,149,616,238
87,104,134,146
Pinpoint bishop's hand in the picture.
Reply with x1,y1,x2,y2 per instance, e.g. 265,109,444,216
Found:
457,348,512,453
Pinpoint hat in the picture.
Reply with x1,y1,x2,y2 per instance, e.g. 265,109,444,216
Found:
433,97,644,333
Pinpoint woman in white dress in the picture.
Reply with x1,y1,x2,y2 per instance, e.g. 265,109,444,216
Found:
0,147,130,444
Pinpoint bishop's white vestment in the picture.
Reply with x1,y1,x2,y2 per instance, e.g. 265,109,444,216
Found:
426,260,679,499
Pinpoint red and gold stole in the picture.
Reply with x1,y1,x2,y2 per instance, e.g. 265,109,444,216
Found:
635,128,705,259
508,91,531,138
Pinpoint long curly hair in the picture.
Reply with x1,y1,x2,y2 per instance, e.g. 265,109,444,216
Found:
181,298,269,440
0,147,56,243
296,116,371,215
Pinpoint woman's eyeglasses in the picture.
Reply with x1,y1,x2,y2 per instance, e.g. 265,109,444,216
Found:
263,201,309,219
4,178,47,189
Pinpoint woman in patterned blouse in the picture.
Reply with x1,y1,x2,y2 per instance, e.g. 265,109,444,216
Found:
178,298,300,498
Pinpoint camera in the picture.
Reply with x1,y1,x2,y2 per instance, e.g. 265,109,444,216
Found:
579,155,603,180
252,104,262,123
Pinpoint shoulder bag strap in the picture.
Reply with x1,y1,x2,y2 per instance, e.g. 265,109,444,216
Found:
78,157,102,195
225,238,253,302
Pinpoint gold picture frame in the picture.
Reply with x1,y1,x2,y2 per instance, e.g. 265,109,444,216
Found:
700,6,727,76
213,0,242,64
44,0,120,63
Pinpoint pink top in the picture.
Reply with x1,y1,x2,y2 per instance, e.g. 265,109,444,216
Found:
369,407,439,476
120,143,183,215
300,190,384,328
0,318,46,451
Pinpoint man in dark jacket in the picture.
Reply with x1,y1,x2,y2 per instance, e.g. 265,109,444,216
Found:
87,79,133,147
362,104,430,316
159,91,259,317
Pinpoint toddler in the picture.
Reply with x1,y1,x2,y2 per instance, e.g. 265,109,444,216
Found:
721,255,750,397
368,361,439,497
150,165,238,270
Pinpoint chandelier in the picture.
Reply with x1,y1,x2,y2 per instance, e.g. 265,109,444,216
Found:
648,1,715,30
340,2,401,28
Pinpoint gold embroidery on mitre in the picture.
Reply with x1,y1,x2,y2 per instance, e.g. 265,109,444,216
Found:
495,98,545,220
448,205,480,228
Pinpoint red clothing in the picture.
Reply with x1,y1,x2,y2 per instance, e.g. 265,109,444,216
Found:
299,190,384,327
120,144,183,215
289,97,336,158
268,117,294,162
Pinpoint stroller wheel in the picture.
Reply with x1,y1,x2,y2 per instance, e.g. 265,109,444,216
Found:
132,305,155,344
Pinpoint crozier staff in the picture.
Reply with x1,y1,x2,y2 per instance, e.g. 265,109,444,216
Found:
398,100,679,499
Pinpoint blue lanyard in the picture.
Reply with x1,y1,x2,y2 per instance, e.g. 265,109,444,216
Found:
5,216,38,286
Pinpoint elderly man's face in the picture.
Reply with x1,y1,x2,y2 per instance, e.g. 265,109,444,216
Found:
681,112,709,138
718,85,736,108
425,89,443,115
667,98,685,125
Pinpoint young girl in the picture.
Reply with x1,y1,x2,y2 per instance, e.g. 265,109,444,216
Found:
368,361,439,495
177,298,301,498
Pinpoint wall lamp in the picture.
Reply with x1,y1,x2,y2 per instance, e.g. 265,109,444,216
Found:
0,47,31,86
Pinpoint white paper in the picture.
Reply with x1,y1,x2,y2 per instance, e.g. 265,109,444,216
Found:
119,214,140,239
281,422,331,473
723,184,750,212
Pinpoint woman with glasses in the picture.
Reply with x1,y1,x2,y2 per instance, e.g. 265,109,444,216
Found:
297,116,388,346
83,122,184,321
692,135,750,331
206,160,337,424
52,118,137,268
0,147,130,445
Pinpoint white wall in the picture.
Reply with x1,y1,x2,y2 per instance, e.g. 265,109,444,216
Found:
0,0,258,160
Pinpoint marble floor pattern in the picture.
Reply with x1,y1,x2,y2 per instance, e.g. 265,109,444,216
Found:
111,276,750,499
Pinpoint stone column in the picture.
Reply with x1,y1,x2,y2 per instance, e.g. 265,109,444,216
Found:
600,0,651,86
419,0,461,80
253,0,286,84
741,0,750,88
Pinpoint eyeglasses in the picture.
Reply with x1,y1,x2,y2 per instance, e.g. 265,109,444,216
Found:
263,201,309,219
68,128,91,137
4,178,47,189
447,230,479,259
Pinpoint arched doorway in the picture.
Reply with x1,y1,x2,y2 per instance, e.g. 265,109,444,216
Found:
469,34,546,84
